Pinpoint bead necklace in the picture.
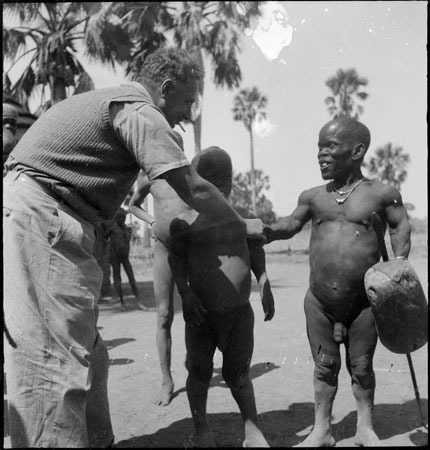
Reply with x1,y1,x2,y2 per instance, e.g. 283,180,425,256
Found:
332,178,364,205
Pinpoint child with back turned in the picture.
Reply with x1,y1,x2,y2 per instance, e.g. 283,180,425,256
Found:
168,146,274,447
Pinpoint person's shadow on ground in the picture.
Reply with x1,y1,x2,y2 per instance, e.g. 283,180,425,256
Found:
98,281,181,313
115,398,428,447
331,398,428,444
170,361,280,400
104,338,136,366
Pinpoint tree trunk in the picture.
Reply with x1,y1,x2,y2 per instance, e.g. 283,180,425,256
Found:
192,50,204,154
249,126,257,215
50,75,67,105
193,110,202,154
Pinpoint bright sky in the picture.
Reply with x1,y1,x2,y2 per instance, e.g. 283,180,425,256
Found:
4,1,428,218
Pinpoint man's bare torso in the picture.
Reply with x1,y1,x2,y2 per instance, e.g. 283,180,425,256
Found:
308,179,387,320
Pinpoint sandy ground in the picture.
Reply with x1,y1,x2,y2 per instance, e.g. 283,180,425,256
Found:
3,233,428,448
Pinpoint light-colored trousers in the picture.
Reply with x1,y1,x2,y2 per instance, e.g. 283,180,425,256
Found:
3,171,114,448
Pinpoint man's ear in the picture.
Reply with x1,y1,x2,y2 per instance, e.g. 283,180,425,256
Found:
352,143,366,161
161,79,175,98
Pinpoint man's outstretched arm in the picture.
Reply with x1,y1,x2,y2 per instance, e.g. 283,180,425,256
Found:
163,165,264,237
264,189,313,243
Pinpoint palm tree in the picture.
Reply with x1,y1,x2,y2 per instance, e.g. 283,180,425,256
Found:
232,86,268,215
325,68,369,119
3,2,132,114
364,143,410,191
106,2,173,78
168,1,261,153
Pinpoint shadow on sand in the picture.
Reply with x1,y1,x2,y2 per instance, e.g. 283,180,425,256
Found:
115,399,428,448
98,281,183,314
170,361,281,400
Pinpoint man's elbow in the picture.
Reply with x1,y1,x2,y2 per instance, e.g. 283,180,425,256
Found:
390,220,412,239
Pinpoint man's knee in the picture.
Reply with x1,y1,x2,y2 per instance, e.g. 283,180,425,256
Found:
350,355,375,389
186,357,213,383
157,307,174,329
314,354,341,386
222,361,249,388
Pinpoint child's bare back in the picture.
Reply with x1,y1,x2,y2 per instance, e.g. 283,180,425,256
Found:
170,208,251,313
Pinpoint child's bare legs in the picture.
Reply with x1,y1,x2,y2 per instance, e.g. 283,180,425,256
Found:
223,305,268,447
346,307,380,446
153,240,175,405
185,324,217,447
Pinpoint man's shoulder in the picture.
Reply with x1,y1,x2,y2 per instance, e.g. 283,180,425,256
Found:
298,184,326,201
362,178,400,196
363,177,392,190
363,178,403,206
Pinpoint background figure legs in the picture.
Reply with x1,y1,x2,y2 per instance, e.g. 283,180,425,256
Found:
153,240,176,405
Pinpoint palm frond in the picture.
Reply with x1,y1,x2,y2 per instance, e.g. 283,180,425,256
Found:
84,8,133,67
3,3,41,23
3,28,30,61
12,64,36,98
73,71,95,95
125,34,167,78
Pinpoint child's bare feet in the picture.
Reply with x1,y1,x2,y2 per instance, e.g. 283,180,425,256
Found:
243,432,270,447
354,426,381,446
295,427,335,447
153,379,174,406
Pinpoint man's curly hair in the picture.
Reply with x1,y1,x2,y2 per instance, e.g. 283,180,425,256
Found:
136,47,204,87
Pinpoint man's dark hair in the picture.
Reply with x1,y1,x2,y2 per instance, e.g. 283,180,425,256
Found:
136,47,204,87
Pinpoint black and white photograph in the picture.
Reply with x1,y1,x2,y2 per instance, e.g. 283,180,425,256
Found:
3,1,427,448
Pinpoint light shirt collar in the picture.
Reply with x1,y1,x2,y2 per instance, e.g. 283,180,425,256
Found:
121,81,152,99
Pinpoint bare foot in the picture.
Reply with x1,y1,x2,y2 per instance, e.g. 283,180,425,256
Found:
243,433,270,447
354,426,381,446
295,428,335,447
194,430,217,447
153,380,174,406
